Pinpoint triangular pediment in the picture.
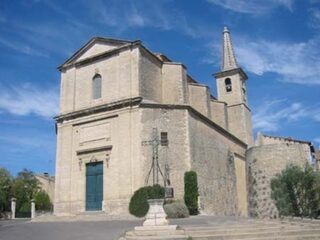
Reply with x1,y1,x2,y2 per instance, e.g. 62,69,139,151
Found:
61,37,134,68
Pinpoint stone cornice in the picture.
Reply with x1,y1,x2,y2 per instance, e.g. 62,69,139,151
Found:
55,97,247,148
76,145,112,155
61,37,136,66
58,42,141,71
54,97,142,123
227,103,251,112
140,102,247,148
213,68,248,80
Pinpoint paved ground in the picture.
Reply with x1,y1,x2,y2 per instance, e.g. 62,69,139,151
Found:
0,215,248,240
0,219,141,240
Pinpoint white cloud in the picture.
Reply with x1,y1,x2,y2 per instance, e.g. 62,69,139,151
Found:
253,99,320,132
309,8,320,29
207,35,320,85
0,84,59,118
236,37,320,85
0,37,48,57
128,13,145,27
207,0,293,14
83,0,211,38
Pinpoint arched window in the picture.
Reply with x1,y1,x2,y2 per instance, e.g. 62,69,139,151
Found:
225,78,232,92
92,74,102,99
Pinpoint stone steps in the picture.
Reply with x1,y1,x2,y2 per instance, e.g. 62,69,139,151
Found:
124,235,187,240
229,236,320,240
185,226,305,235
122,219,320,240
185,222,320,240
126,229,185,236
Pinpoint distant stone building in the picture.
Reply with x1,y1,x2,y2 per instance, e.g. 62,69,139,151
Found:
53,27,315,218
35,173,55,203
313,150,320,170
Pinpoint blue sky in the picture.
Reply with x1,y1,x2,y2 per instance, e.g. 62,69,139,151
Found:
0,0,319,175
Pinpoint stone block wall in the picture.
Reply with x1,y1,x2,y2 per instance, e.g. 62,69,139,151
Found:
246,143,311,218
162,62,188,105
188,83,211,118
36,175,55,203
54,106,143,216
209,100,228,130
227,104,253,146
140,107,191,199
59,47,140,114
187,110,247,216
139,48,162,103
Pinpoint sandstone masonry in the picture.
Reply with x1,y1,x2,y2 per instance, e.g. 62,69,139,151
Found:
54,28,315,218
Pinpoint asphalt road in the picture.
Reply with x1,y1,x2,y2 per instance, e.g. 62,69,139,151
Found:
0,219,142,240
0,215,246,240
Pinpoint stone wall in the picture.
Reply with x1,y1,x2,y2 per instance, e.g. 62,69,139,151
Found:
139,104,248,216
54,106,143,216
246,143,311,218
227,104,253,146
256,133,310,146
209,100,228,130
139,48,162,103
187,110,247,216
140,107,191,199
162,62,188,105
188,83,211,118
59,47,140,114
78,42,120,61
36,175,55,203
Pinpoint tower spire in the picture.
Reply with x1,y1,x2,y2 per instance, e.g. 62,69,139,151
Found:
221,26,238,71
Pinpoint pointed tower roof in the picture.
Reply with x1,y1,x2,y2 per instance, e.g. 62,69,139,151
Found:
221,26,238,71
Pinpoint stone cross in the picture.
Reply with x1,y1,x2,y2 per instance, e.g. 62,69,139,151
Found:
141,128,164,185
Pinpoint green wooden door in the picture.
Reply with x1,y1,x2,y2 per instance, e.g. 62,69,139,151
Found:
86,162,103,211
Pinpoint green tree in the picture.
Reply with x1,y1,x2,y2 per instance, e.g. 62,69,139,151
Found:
184,171,199,215
0,168,12,212
34,190,52,211
271,164,320,218
12,169,40,213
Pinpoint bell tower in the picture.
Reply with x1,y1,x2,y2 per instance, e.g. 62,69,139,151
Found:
214,27,253,146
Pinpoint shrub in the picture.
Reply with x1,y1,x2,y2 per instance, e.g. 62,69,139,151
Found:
12,169,40,213
129,184,165,218
0,168,12,213
34,190,52,211
164,200,189,218
19,202,31,213
184,171,199,215
271,164,320,218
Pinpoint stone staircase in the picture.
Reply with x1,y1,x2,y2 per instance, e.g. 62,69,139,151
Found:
123,219,320,240
184,219,320,240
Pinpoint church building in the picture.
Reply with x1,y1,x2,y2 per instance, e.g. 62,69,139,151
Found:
53,27,313,218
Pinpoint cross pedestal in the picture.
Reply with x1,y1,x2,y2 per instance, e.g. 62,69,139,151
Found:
123,199,186,239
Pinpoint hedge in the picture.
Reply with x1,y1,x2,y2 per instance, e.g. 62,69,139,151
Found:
184,171,199,215
129,184,165,217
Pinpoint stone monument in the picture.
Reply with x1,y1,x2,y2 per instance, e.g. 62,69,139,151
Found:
122,199,186,239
